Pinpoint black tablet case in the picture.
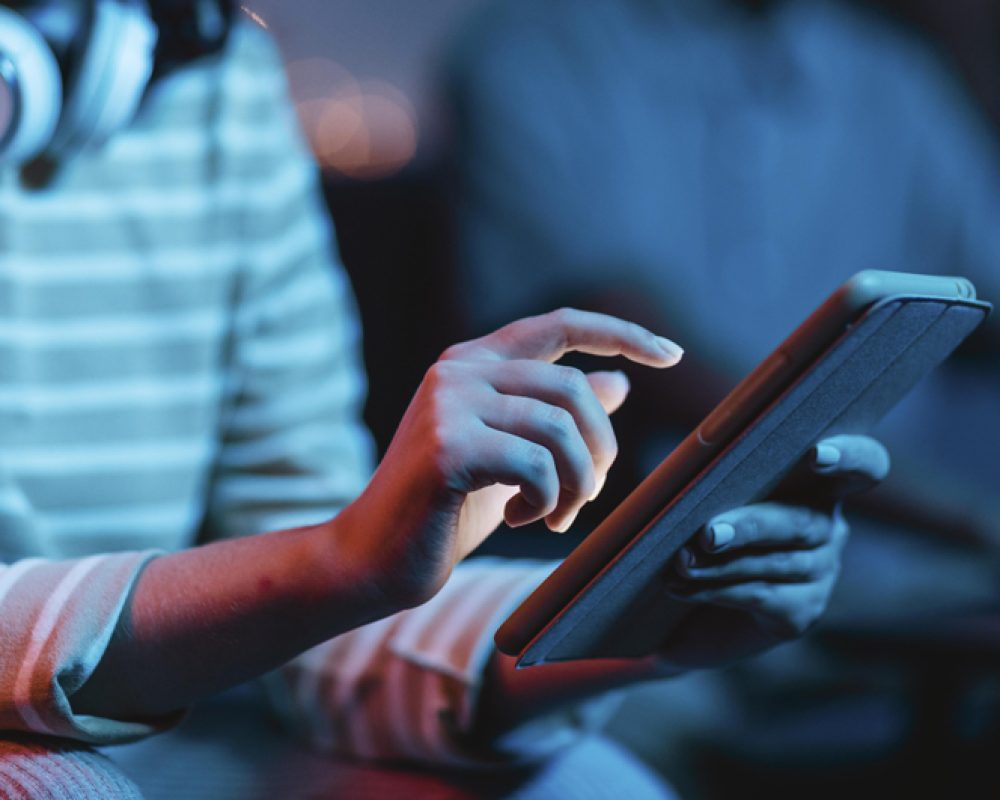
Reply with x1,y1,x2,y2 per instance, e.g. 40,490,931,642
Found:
513,297,991,666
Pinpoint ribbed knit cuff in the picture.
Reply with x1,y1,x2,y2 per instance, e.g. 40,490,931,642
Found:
0,735,144,799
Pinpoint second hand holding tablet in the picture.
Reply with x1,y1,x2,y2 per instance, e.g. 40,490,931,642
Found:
496,270,991,667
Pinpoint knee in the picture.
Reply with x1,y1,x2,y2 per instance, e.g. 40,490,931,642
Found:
0,735,143,800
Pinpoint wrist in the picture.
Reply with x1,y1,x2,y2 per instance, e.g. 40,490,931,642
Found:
312,504,407,623
334,476,463,614
322,489,452,621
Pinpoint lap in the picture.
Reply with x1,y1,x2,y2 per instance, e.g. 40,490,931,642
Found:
107,687,676,800
0,734,143,800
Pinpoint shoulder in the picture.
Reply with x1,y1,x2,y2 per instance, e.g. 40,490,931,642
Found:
223,16,286,75
829,2,995,166
790,1,979,119
138,17,290,129
208,17,306,161
448,0,610,94
215,17,292,112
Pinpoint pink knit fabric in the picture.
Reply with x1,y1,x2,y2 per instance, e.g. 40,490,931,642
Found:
0,736,143,799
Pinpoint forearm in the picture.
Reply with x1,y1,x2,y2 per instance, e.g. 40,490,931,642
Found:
72,509,392,721
71,310,683,732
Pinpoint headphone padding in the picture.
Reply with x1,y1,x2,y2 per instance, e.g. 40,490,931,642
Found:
0,5,62,164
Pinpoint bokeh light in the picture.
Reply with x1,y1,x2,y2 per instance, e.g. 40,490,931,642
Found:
287,57,418,179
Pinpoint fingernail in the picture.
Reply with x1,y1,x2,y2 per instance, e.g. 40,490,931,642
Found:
680,548,696,571
655,336,684,363
708,521,735,550
813,443,841,470
589,472,607,502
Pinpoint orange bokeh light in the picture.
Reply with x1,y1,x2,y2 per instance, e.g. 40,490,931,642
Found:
288,58,418,180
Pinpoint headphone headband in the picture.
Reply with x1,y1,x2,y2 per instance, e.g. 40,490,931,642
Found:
50,0,157,152
0,0,232,164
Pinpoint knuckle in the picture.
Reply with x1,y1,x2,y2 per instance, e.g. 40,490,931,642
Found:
426,424,458,483
750,585,771,607
426,387,456,430
630,321,658,349
772,551,795,573
500,396,531,433
439,342,468,362
800,585,833,629
764,597,818,639
428,410,459,455
522,442,555,483
556,365,589,400
795,552,825,581
425,360,457,389
786,608,817,637
792,507,814,529
548,307,574,341
551,306,576,326
496,324,520,351
541,404,575,440
424,362,444,387
810,512,835,542
735,585,769,610
792,508,827,543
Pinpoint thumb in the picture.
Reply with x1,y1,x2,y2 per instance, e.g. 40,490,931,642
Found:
587,370,631,414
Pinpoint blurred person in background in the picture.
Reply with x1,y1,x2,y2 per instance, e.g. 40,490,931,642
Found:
0,1,892,797
449,0,1000,793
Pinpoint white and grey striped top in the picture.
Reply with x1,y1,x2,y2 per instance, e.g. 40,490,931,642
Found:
0,20,592,770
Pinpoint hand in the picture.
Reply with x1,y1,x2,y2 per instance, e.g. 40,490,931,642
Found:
658,433,890,671
340,309,683,610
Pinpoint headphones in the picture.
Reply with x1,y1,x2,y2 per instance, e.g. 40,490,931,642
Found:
0,0,232,165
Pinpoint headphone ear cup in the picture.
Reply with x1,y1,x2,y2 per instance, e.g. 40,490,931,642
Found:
0,5,63,165
51,0,157,154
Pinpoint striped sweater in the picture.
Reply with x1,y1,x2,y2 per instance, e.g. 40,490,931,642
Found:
0,20,600,768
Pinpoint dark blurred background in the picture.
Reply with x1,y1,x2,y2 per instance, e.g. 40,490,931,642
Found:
243,0,1000,460
243,2,1000,798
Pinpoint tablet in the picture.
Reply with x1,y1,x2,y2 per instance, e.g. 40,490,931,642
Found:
495,270,992,667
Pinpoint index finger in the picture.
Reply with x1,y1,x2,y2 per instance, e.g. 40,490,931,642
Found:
465,308,683,367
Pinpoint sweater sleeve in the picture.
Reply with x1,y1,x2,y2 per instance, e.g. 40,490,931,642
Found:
264,559,625,767
0,549,171,744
